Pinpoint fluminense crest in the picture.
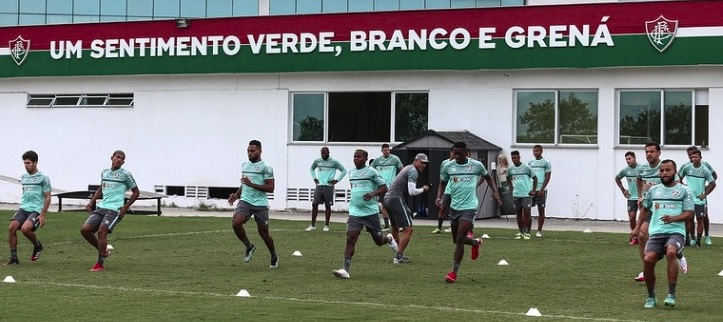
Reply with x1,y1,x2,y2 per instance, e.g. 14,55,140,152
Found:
645,15,678,53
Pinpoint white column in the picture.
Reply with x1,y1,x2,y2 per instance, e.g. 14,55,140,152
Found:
259,0,270,15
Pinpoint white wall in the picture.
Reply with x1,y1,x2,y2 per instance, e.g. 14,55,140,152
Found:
2,67,723,223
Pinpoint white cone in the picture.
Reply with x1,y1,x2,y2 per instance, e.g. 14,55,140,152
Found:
107,244,114,250
525,308,542,317
236,289,250,297
718,270,723,277
3,276,16,283
583,228,593,233
481,234,490,239
292,250,303,256
498,259,509,266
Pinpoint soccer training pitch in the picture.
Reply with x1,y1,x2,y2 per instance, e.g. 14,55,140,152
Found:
0,211,720,321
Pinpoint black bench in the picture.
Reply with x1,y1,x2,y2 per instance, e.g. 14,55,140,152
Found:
54,186,165,216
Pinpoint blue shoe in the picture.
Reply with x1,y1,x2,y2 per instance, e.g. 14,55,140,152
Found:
690,239,696,246
644,297,657,308
705,236,712,246
664,294,676,307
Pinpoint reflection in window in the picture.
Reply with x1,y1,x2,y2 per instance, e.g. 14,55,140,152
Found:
516,90,598,145
292,93,325,141
48,0,73,15
663,91,692,146
395,93,428,142
618,90,701,146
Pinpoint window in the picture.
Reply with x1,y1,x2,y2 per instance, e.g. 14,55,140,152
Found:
154,0,181,18
207,0,232,17
297,0,321,14
515,90,598,144
322,0,347,13
181,0,206,18
27,93,134,108
618,90,706,146
291,91,428,143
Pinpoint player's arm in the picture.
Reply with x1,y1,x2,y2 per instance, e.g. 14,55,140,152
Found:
614,175,629,198
636,177,644,205
310,162,319,184
119,186,140,217
245,178,275,193
701,181,716,199
540,171,551,191
365,184,388,201
39,190,51,227
631,205,648,239
228,187,242,206
436,179,447,208
482,173,502,205
331,161,347,184
86,185,103,212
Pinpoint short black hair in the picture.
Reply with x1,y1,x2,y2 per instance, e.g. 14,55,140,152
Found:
686,146,699,153
112,150,126,158
453,141,467,150
661,159,677,169
22,150,38,162
644,141,660,151
624,151,635,158
355,149,368,158
249,140,262,148
533,144,543,150
381,143,390,149
510,150,520,157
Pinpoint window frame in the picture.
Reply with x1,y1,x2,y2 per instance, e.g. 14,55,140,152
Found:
27,93,135,108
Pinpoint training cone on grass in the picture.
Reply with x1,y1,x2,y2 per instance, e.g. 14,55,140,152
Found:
236,289,251,297
525,308,542,317
107,244,114,250
498,259,509,266
3,276,16,283
292,250,303,256
481,234,490,239
583,228,593,233
718,269,723,277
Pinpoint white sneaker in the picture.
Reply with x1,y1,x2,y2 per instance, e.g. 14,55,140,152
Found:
443,228,452,233
677,256,688,274
635,271,645,282
387,233,398,252
333,269,350,279
305,225,316,232
536,231,543,237
323,225,330,232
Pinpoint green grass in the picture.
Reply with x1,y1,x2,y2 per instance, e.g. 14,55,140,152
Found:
0,210,721,321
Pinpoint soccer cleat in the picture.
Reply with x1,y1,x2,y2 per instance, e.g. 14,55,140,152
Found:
381,227,390,232
244,244,256,263
677,256,688,274
705,236,712,245
386,234,398,252
445,271,457,283
304,225,316,232
629,237,639,245
431,228,441,234
523,234,531,240
31,242,43,262
690,239,696,246
393,256,410,264
466,230,474,239
536,231,543,237
644,297,657,309
635,272,645,282
323,225,330,232
270,256,279,268
443,228,452,233
515,234,522,240
471,238,482,260
4,258,19,266
515,232,522,237
89,263,105,272
332,268,350,279
663,294,676,307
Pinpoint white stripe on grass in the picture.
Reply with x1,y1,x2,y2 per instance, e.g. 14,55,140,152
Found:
20,281,644,322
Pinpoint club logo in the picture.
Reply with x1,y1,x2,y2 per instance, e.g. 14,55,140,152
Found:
9,36,30,66
645,15,678,53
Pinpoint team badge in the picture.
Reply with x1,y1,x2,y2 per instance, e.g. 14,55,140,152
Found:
645,15,678,53
9,36,30,66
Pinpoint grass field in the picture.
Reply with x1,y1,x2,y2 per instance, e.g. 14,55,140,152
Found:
0,210,720,321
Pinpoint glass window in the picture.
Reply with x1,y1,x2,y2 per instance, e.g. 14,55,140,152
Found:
426,0,451,9
47,15,73,24
516,91,555,144
128,0,153,19
619,91,661,144
297,0,321,14
292,93,325,141
348,0,373,12
19,14,45,25
207,0,232,17
451,0,476,8
374,0,399,11
20,0,45,14
395,93,428,142
516,90,598,145
101,0,127,21
322,0,346,13
477,0,500,8
400,0,425,10
48,0,73,15
74,0,100,17
0,1,19,13
500,0,524,6
181,0,206,17
154,0,180,18
663,91,692,145
0,14,17,26
329,92,391,142
270,0,295,15
558,91,598,144
695,104,709,147
233,0,258,16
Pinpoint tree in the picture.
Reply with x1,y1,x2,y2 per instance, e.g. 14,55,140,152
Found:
395,94,428,142
518,93,597,144
298,116,323,141
518,98,555,143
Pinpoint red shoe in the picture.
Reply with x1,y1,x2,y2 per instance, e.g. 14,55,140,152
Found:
89,263,105,272
471,238,482,260
634,272,645,282
629,237,639,245
445,271,457,283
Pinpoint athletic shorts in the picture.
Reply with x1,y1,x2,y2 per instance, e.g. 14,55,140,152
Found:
11,209,41,232
532,190,547,207
346,214,383,238
694,204,706,218
233,200,270,227
513,197,532,211
383,197,413,229
448,208,477,225
312,185,334,206
644,234,685,258
85,208,122,233
627,200,639,213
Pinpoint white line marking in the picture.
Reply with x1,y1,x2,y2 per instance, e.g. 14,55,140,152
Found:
17,281,644,322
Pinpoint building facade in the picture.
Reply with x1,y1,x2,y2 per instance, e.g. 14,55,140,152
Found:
1,0,722,223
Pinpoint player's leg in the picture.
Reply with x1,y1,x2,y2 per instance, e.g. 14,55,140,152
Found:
252,205,277,268
308,188,322,230
90,210,121,271
323,187,333,230
80,211,103,251
642,236,663,307
5,211,25,265
635,221,650,282
387,197,413,263
232,201,256,262
695,208,705,247
663,235,684,306
20,213,42,261
628,201,639,244
522,199,532,239
333,216,362,279
535,191,546,236
380,199,391,231
514,198,523,239
704,205,712,245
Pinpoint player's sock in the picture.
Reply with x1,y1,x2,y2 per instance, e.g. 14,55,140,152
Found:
240,238,252,249
437,219,444,230
10,249,17,259
668,283,676,296
395,252,404,260
383,218,390,229
452,260,460,274
98,254,106,265
647,287,655,299
343,256,351,271
696,234,703,246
